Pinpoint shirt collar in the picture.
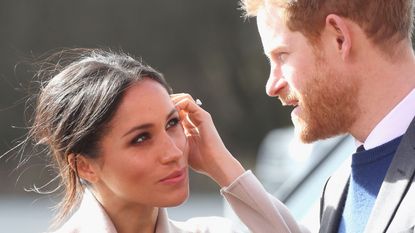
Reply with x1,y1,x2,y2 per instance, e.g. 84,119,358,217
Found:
357,88,415,150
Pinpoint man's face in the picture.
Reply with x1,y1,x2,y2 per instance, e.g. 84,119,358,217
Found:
257,6,359,142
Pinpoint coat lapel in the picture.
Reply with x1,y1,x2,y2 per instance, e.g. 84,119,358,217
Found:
155,208,173,233
68,191,173,233
364,117,415,233
69,189,118,233
319,157,351,233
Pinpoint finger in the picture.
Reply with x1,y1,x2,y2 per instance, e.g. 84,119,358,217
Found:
171,93,195,104
170,93,188,98
173,94,208,129
184,126,200,137
174,97,201,115
179,109,196,130
171,93,204,109
178,110,200,137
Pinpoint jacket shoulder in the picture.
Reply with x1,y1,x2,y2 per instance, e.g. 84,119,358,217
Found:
169,216,237,232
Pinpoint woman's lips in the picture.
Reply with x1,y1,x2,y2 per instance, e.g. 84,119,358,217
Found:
159,168,186,184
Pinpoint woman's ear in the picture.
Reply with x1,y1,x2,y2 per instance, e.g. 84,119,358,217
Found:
324,14,352,61
68,153,99,184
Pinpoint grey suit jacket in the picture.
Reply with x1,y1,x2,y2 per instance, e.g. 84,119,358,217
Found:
319,116,415,233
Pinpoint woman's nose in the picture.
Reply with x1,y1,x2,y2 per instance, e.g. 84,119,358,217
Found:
159,133,183,164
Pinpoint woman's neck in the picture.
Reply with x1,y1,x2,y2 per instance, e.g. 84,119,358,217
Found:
94,190,159,233
108,205,159,233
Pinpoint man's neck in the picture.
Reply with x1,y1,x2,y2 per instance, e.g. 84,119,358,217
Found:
350,44,415,142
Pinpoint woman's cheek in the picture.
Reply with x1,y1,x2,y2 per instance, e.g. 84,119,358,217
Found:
173,126,188,159
181,131,189,160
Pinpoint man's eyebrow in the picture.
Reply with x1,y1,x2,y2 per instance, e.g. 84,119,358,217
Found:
122,108,177,137
266,45,288,55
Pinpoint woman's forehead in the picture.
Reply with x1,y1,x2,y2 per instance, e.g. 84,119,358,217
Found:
107,80,173,129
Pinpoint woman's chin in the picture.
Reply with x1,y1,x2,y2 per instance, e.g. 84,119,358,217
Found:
160,187,190,207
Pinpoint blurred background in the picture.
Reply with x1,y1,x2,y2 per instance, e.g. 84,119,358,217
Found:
9,0,405,232
0,0,294,232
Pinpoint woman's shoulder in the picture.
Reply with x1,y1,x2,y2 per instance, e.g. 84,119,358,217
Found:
168,216,240,233
46,190,117,233
44,212,85,233
47,213,116,233
44,220,79,233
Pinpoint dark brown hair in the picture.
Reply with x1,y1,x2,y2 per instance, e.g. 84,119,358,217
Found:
29,48,172,226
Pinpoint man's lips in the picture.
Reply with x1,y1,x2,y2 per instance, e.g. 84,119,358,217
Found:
278,92,299,107
159,168,186,184
279,98,299,107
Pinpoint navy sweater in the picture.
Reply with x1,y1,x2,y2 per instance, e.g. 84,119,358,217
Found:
338,136,403,233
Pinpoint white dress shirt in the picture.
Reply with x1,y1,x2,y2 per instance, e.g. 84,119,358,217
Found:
359,88,415,150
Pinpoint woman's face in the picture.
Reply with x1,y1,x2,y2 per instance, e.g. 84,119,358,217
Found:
91,78,189,208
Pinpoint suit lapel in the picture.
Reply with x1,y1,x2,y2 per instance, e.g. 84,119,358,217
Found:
319,157,351,233
364,117,415,233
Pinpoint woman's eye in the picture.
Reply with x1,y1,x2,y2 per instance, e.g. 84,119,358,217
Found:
166,118,180,129
132,132,150,144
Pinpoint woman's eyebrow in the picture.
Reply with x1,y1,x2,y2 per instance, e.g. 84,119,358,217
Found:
122,108,178,137
166,108,178,119
122,123,153,137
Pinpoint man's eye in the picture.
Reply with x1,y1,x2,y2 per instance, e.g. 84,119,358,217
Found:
132,132,150,144
166,118,179,129
278,52,288,62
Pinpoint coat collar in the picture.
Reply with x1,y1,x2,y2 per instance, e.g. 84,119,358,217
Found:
320,116,415,233
59,189,174,233
56,189,118,233
319,157,350,233
364,116,415,233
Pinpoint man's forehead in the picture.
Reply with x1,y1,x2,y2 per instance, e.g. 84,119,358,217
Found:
264,0,290,9
257,6,290,54
257,4,288,32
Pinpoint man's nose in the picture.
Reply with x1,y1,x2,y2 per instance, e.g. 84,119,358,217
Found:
265,69,287,97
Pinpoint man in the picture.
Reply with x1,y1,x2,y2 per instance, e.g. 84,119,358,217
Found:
174,1,415,231
239,0,415,232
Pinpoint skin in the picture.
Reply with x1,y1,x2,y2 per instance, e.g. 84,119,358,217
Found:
257,7,360,143
74,79,189,233
172,2,415,198
255,5,415,143
172,94,245,187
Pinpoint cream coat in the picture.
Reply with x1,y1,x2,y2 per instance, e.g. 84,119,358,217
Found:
52,189,236,233
51,171,304,233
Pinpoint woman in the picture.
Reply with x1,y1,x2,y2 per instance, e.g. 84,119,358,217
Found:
30,49,302,233
29,49,235,233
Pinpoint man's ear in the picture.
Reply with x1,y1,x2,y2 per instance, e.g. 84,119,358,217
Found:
68,153,99,184
324,14,352,61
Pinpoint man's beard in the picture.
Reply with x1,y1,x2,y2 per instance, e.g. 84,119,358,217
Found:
291,58,360,143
